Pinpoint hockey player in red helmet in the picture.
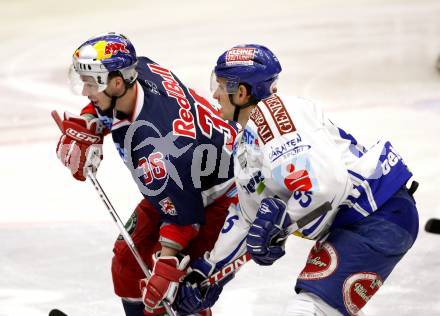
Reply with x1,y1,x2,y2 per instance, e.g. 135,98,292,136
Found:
172,44,419,316
56,32,240,316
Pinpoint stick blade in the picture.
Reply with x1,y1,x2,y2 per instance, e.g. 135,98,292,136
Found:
51,110,63,132
49,309,68,316
425,218,440,234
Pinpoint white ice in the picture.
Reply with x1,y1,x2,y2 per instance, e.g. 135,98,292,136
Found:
1,0,440,315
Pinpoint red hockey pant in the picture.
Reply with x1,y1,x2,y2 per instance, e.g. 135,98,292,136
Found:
111,195,235,298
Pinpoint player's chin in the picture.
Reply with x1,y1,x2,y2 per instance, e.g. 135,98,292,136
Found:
220,110,233,121
93,101,109,112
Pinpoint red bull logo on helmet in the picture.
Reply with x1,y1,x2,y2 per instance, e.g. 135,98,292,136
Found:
92,41,129,60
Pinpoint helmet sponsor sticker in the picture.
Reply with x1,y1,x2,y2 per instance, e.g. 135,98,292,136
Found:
226,48,256,66
92,41,129,60
343,272,383,315
298,242,338,280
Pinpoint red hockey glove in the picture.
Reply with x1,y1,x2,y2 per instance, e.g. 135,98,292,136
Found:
140,253,190,314
56,112,104,181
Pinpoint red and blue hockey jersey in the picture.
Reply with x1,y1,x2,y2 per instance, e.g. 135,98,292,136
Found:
82,57,238,230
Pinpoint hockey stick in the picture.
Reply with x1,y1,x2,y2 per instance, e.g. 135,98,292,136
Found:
425,218,440,234
87,167,178,316
51,111,63,131
51,111,176,316
200,201,332,287
87,171,177,316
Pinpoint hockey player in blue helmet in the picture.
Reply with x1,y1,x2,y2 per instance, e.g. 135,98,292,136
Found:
211,44,281,124
56,32,242,316
173,44,418,316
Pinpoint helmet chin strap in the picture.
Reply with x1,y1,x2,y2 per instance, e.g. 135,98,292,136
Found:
228,94,257,122
101,85,129,119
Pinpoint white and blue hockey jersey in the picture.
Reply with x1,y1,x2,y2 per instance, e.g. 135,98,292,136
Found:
207,94,412,267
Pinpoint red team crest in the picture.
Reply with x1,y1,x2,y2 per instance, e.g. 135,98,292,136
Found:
159,197,177,216
343,272,383,315
298,242,339,280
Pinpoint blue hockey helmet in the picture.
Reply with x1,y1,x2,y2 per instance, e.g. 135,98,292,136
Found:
69,32,138,94
212,44,282,101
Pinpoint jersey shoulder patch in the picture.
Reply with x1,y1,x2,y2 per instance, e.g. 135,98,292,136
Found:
250,94,296,145
261,94,296,135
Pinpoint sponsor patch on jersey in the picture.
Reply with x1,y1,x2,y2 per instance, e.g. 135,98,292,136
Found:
343,272,383,315
148,63,196,139
225,48,256,66
262,95,296,135
380,144,405,177
242,128,258,146
159,197,177,216
117,212,138,240
238,151,247,169
269,133,311,162
249,106,274,144
241,170,265,194
272,155,318,193
144,80,160,95
298,242,338,280
284,163,313,192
